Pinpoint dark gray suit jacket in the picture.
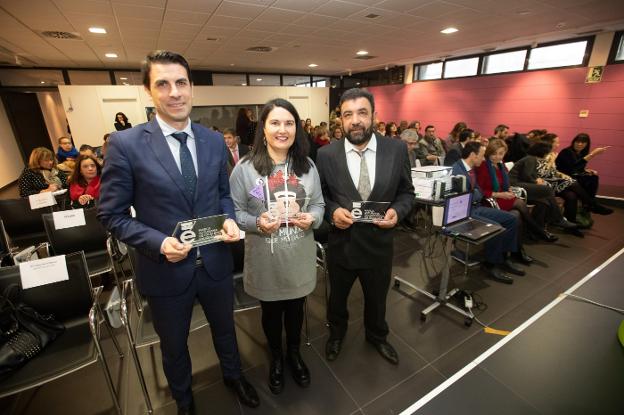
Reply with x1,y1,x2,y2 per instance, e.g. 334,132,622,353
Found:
316,136,414,269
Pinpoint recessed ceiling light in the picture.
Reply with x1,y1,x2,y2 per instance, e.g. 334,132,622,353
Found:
105,53,118,58
441,27,458,34
256,78,262,81
356,50,368,56
229,63,235,66
40,81,45,84
241,83,247,86
89,27,106,34
119,77,127,80
308,63,318,68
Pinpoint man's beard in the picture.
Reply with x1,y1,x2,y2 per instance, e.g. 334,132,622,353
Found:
345,124,374,146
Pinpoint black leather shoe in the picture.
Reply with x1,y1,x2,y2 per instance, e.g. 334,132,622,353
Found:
551,218,577,230
287,348,310,387
366,339,399,365
482,264,514,284
268,352,284,394
224,376,260,408
325,338,342,361
540,230,559,242
177,400,196,415
502,259,526,276
591,204,613,215
511,249,533,265
566,227,585,238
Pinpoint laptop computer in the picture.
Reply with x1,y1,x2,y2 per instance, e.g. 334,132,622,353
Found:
441,193,503,240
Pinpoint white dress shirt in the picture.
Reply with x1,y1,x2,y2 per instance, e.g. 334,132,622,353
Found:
344,133,377,190
155,114,197,174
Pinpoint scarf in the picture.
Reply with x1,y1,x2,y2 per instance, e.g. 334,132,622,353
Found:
486,159,509,192
40,168,63,188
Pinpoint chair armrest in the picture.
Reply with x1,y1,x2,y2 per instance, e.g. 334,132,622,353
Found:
89,285,103,337
484,197,501,210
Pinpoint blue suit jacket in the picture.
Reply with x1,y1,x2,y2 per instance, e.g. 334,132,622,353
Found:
98,119,235,297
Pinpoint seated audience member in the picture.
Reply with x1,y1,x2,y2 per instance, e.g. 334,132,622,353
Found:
400,129,420,168
444,128,475,166
376,121,386,137
408,120,423,139
527,129,547,142
476,139,558,243
491,124,509,141
477,132,489,146
69,154,102,209
555,133,612,215
223,127,249,168
452,142,527,284
95,133,110,160
330,126,344,141
504,132,531,163
509,143,580,236
237,107,255,145
416,125,446,166
538,133,606,224
385,122,399,138
56,136,78,163
79,144,96,158
114,112,132,131
312,125,331,147
444,121,467,151
19,147,68,197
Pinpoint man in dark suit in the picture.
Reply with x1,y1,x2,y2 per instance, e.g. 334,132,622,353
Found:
451,141,529,284
223,127,249,168
316,88,414,365
98,51,259,414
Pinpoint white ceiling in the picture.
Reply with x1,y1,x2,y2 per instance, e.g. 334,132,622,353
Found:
0,0,623,75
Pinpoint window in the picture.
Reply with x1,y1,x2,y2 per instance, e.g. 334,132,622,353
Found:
283,75,311,87
313,76,330,87
249,74,280,86
417,62,442,80
114,71,142,85
482,50,527,74
0,69,65,86
212,73,247,86
615,33,624,62
68,70,111,85
444,57,479,78
528,40,588,70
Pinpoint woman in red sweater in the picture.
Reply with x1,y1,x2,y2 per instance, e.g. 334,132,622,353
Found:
69,154,102,209
476,139,558,243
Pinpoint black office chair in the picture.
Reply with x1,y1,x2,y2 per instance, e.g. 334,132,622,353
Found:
107,236,260,414
0,251,123,414
0,198,49,251
42,208,112,278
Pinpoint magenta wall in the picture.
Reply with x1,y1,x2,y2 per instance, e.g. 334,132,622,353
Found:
369,65,624,197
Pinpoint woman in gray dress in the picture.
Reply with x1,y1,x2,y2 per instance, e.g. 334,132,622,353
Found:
229,98,324,395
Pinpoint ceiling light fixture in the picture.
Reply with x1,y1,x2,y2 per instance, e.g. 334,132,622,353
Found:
308,63,318,67
256,78,262,82
119,77,127,80
105,53,118,58
40,81,45,84
241,83,246,86
356,50,368,56
89,27,107,34
441,27,458,34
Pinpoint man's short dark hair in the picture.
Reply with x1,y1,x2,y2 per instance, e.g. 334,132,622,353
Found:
527,141,553,158
339,88,375,114
425,125,435,132
458,128,474,143
461,141,482,159
141,50,192,88
494,124,509,134
79,144,94,152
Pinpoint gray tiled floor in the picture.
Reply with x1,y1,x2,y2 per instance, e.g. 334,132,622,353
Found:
1,208,623,415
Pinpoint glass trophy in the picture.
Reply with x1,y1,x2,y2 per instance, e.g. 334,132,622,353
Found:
172,214,227,247
351,201,391,223
267,191,309,224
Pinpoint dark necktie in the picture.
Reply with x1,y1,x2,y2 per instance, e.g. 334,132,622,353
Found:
171,132,196,200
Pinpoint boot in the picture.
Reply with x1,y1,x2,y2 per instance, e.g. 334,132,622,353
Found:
287,346,310,388
268,349,284,394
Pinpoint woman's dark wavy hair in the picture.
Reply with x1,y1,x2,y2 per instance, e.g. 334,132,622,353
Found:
69,154,102,186
115,112,128,123
247,98,310,177
569,133,591,157
527,141,553,158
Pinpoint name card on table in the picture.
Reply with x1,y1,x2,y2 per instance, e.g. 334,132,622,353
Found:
19,255,69,289
28,192,57,210
53,208,86,230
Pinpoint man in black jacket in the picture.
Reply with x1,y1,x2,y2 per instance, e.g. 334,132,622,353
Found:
316,88,414,365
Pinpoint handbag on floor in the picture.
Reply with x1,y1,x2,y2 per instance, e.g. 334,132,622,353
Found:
0,284,65,378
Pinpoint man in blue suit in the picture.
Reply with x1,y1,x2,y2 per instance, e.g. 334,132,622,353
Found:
451,141,529,284
98,51,259,414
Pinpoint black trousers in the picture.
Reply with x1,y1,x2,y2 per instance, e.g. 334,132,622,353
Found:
260,297,305,352
574,174,599,199
558,182,592,221
327,260,392,344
